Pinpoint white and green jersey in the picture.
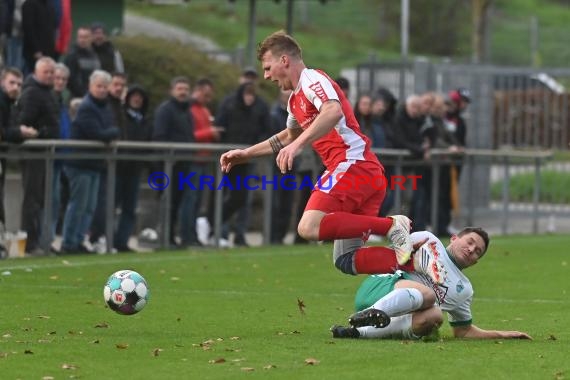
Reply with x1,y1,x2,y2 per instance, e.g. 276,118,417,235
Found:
407,231,473,326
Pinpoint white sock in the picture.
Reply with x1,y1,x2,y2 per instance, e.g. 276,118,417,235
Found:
371,288,423,317
357,314,419,340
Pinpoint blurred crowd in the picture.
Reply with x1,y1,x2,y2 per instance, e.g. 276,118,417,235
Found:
0,1,471,256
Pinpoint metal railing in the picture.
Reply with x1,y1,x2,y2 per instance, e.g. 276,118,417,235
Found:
0,141,556,253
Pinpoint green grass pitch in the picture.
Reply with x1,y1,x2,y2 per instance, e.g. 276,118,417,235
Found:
0,235,568,379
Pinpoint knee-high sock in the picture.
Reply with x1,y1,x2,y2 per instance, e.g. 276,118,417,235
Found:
357,314,419,340
371,288,423,317
353,246,414,274
318,212,393,241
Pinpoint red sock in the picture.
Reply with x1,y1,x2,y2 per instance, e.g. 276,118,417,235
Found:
318,212,393,241
353,246,414,274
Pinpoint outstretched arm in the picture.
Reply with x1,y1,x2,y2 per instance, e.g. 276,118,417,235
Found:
220,127,302,173
453,324,532,340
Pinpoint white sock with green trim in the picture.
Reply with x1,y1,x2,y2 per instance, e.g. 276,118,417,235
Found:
371,288,423,317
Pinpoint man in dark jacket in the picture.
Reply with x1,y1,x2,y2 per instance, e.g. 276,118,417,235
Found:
88,71,126,252
152,76,195,247
61,70,120,254
64,26,101,98
91,22,124,74
114,85,151,252
0,66,37,228
209,81,271,246
16,57,59,255
21,0,57,73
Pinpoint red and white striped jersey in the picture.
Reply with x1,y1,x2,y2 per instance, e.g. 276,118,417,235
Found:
286,68,377,170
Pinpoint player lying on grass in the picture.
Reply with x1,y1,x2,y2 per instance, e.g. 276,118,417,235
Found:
331,227,532,340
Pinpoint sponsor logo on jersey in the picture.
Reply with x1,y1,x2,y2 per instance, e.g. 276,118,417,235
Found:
309,81,328,103
299,97,307,113
456,281,464,293
432,282,449,305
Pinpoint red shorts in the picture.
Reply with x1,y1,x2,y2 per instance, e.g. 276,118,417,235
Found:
304,160,385,217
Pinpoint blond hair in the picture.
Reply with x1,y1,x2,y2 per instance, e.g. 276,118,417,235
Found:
257,30,302,61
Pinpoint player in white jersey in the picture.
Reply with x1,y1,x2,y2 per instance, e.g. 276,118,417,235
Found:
331,227,532,340
220,30,418,276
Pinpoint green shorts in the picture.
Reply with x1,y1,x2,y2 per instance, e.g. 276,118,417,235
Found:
354,271,411,311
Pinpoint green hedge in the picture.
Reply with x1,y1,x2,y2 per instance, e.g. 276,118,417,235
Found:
490,170,570,203
113,35,277,112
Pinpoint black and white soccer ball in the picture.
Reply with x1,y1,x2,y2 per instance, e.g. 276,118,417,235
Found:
103,270,150,315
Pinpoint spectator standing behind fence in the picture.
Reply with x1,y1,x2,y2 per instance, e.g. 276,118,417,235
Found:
64,26,101,98
21,0,57,74
214,68,271,247
444,88,470,233
89,72,126,252
335,76,350,102
90,22,124,74
54,0,72,61
391,94,427,229
354,93,374,144
152,76,194,248
16,57,59,256
60,70,119,254
113,85,151,252
186,77,222,247
428,94,464,237
372,87,398,216
0,67,36,229
210,81,271,247
1,0,25,71
50,62,73,251
269,89,294,245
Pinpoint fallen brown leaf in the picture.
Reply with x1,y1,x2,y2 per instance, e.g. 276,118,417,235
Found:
548,334,557,341
0,352,8,358
297,298,306,314
152,348,163,357
208,358,226,364
263,364,276,370
47,331,57,335
94,322,109,328
116,343,129,349
90,339,100,344
304,358,319,365
61,363,78,370
230,336,240,340
241,367,255,372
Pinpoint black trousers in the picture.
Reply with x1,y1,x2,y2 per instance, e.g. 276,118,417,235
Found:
21,159,45,251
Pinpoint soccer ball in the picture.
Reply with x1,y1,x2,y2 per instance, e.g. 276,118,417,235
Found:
103,270,150,315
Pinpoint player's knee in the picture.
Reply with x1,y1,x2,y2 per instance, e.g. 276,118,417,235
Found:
297,221,317,240
412,308,443,336
334,252,357,275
